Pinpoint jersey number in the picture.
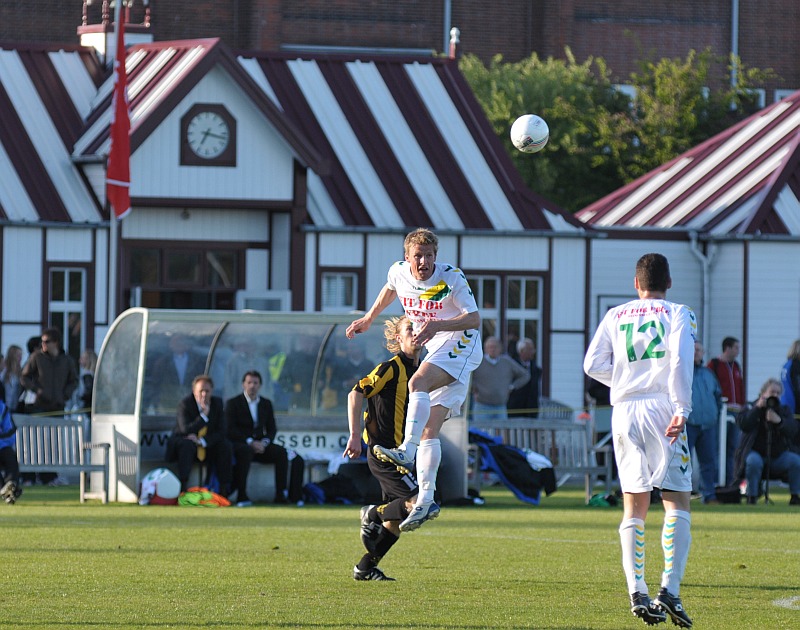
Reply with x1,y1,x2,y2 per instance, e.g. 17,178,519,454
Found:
620,320,666,362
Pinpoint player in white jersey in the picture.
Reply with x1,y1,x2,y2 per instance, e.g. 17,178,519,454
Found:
584,253,696,629
346,228,481,531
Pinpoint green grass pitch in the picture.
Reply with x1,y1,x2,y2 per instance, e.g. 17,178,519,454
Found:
2,484,798,629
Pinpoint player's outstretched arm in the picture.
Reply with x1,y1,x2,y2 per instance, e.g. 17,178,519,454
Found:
343,389,365,459
346,285,397,339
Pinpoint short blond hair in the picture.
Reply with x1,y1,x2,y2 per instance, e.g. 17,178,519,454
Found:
384,316,409,355
404,228,438,256
788,339,800,361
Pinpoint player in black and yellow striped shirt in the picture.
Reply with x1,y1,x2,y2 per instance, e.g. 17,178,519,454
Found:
344,316,421,581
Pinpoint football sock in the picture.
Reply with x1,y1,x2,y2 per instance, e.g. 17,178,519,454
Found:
661,509,691,596
356,528,399,571
414,438,441,505
619,518,648,595
400,391,431,458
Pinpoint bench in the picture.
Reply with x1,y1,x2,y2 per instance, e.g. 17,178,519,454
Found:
15,415,110,503
471,400,614,503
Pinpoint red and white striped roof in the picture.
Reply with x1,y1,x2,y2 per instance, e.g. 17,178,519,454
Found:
0,38,579,232
577,91,800,236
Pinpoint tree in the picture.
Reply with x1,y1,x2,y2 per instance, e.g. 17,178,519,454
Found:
460,48,776,213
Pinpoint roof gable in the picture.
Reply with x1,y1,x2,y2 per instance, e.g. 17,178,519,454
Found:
1,38,575,231
577,91,800,237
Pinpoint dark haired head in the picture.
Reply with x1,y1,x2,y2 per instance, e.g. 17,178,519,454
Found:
41,327,62,347
635,253,670,293
722,336,739,352
241,370,262,384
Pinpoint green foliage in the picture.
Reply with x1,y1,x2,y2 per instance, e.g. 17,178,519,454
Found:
461,49,778,213
3,485,800,629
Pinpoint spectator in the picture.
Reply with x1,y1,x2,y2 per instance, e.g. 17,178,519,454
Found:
222,337,272,403
74,349,97,440
1,345,24,412
225,370,305,506
687,342,722,504
707,336,744,484
343,316,423,581
77,349,97,411
779,339,800,419
18,336,43,414
735,378,800,505
20,328,78,415
507,337,542,419
471,336,529,423
20,327,78,486
165,375,232,495
151,334,206,414
279,335,318,411
0,400,22,504
321,341,374,411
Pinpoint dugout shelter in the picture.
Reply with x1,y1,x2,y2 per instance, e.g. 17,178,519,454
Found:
92,308,469,503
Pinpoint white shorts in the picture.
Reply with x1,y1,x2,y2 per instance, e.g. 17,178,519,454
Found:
612,396,692,494
423,331,481,417
429,380,468,418
423,330,482,385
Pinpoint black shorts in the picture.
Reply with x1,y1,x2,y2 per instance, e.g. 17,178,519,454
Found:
367,447,418,502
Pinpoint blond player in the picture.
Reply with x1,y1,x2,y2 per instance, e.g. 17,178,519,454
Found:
584,253,696,628
345,228,481,531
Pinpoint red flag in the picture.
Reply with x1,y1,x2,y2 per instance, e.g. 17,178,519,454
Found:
106,18,131,220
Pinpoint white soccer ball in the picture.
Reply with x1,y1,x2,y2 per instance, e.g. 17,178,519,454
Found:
139,467,181,505
510,114,549,153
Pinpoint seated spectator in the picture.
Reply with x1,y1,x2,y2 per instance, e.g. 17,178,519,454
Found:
165,375,232,495
735,377,800,505
151,334,206,414
471,336,529,423
279,335,318,411
225,370,305,505
322,341,374,410
0,400,22,504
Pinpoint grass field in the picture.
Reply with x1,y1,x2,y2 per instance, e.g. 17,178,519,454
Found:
2,484,799,629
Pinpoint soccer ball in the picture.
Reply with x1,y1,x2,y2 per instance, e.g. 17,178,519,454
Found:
139,467,181,505
510,114,549,153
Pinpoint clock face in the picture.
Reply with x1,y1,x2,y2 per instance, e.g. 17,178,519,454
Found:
186,111,231,159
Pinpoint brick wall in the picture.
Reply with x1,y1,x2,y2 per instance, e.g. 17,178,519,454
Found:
2,1,797,96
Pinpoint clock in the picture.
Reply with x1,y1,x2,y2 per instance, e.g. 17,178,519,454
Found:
180,104,237,166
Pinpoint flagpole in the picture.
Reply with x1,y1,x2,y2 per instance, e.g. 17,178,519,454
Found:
108,1,124,324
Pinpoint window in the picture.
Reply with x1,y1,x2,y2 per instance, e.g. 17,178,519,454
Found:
467,274,543,354
48,268,86,363
321,272,357,312
467,275,500,340
505,276,543,357
126,246,240,310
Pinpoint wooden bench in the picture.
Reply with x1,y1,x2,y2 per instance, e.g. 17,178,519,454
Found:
14,415,110,503
471,401,614,503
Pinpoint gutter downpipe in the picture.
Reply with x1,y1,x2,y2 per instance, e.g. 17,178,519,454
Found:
443,0,452,55
689,232,725,485
731,0,739,92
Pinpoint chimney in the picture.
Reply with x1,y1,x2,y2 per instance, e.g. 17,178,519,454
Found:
448,27,460,60
78,1,154,66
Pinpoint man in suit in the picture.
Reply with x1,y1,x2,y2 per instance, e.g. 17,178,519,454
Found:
226,370,305,506
151,334,206,413
165,374,232,494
